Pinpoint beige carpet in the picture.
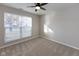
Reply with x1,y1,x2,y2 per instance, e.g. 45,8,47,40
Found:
0,38,79,56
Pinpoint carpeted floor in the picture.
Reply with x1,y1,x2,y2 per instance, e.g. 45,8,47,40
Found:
0,38,79,56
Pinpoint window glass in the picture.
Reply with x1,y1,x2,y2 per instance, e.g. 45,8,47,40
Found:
4,13,32,43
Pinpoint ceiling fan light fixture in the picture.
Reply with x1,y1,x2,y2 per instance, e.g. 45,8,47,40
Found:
35,6,40,10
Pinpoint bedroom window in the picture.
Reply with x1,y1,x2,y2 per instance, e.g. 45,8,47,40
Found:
4,13,32,43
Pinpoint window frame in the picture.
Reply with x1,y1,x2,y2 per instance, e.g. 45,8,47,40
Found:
4,12,32,43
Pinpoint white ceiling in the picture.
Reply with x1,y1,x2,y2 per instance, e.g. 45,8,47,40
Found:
3,3,79,15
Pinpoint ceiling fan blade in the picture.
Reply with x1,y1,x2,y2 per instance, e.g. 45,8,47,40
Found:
34,3,37,5
40,7,46,10
40,3,48,6
27,6,36,7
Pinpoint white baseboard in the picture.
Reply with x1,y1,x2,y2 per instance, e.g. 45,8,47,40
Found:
1,34,79,51
0,35,39,49
41,35,79,50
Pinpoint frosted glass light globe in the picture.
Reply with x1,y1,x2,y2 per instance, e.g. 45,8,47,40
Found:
36,6,40,9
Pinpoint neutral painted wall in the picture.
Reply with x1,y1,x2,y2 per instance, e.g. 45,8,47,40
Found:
40,5,79,49
0,4,40,47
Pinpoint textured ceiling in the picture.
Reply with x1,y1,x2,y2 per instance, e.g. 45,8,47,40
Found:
3,3,78,15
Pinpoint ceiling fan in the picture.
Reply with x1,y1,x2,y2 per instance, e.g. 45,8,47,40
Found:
27,3,48,12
